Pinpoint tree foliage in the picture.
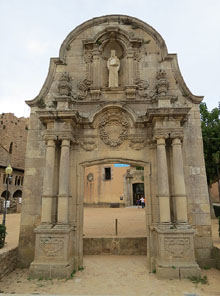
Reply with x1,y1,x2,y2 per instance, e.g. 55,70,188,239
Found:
200,102,220,186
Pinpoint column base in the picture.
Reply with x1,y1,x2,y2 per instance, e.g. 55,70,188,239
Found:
29,224,75,279
153,225,201,279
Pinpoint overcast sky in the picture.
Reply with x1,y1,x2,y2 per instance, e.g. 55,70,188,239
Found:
0,0,220,118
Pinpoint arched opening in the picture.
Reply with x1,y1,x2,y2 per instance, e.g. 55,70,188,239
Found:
80,157,150,258
13,190,22,198
9,142,13,154
1,190,11,198
13,189,22,205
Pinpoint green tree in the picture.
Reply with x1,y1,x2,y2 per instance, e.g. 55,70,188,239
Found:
200,102,220,199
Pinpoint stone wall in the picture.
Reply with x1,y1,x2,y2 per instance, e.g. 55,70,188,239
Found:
0,113,28,169
83,237,147,255
0,247,18,279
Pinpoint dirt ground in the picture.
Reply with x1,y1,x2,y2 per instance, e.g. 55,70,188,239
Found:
0,208,220,295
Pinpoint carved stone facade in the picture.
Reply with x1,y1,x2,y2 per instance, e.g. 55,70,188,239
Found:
18,15,214,279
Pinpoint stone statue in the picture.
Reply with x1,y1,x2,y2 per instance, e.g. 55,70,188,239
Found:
107,50,120,87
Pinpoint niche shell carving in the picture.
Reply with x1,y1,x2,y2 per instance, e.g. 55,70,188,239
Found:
99,111,129,147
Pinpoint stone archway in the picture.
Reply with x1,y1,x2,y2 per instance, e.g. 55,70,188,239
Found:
18,15,213,279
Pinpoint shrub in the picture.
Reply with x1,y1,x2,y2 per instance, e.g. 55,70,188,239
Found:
0,224,6,248
213,204,220,218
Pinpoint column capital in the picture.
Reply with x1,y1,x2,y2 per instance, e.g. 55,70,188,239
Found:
155,137,166,145
43,135,57,142
60,138,71,148
170,129,184,141
172,137,182,146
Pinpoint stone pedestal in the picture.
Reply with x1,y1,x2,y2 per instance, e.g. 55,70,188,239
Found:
29,225,75,279
154,226,201,279
125,86,136,100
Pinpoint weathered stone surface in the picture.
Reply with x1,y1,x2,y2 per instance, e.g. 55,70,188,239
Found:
83,237,147,255
0,247,18,280
17,15,213,279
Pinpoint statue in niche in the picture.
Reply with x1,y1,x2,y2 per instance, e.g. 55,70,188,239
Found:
107,50,120,87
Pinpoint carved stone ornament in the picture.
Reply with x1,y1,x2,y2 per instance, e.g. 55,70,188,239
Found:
74,79,92,100
135,78,149,98
87,173,94,182
58,72,72,96
164,237,190,259
80,139,97,151
129,138,147,150
39,237,64,257
99,110,129,147
156,69,169,95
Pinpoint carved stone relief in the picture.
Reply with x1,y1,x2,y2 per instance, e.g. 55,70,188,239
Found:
73,79,92,100
87,173,94,182
80,139,97,151
135,78,149,99
58,72,72,96
99,110,129,147
164,237,190,259
156,70,169,95
39,237,64,257
129,138,148,150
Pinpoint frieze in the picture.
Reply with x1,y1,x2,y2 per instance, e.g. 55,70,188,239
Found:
39,237,64,257
99,110,129,147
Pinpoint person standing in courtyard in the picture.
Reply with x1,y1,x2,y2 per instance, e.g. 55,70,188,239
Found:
140,196,145,208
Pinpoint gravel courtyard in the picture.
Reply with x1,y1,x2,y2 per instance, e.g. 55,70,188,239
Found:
0,208,220,296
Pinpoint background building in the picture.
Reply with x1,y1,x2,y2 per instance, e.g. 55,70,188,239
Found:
0,113,28,213
84,164,144,207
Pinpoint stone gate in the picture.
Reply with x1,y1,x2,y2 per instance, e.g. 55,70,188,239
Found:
18,15,214,279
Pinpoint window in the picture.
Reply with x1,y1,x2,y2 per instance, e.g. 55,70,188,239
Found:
9,142,13,154
104,167,111,180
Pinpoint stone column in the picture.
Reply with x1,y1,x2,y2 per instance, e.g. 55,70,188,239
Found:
127,47,134,85
41,137,56,224
57,138,70,224
92,47,100,87
156,137,171,223
172,137,188,223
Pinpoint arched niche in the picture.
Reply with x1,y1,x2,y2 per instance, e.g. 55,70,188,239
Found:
83,26,143,88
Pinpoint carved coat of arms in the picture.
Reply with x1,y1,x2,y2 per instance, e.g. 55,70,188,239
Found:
99,110,129,147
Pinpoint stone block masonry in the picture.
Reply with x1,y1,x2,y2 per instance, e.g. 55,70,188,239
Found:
0,247,18,280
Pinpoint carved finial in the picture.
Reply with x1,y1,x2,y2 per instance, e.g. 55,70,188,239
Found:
58,72,72,96
156,69,169,95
